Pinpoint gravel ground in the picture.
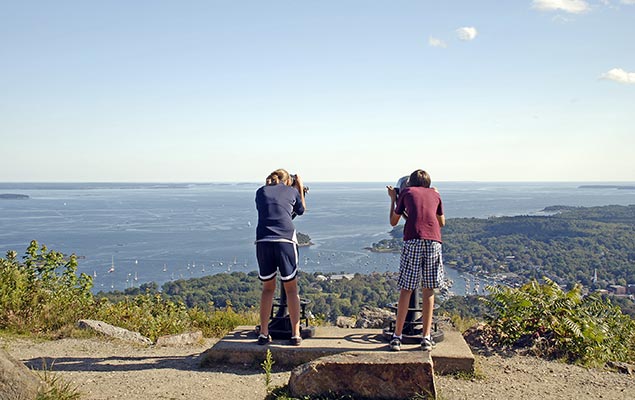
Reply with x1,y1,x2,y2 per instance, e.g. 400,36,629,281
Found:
2,336,634,399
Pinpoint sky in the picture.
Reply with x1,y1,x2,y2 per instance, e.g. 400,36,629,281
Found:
1,0,634,182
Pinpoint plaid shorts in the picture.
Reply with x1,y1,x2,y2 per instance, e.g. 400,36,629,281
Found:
397,239,444,290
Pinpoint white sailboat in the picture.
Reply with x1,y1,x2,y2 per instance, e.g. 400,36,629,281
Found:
107,256,115,273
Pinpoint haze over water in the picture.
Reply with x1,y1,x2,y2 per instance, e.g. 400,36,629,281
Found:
1,182,634,293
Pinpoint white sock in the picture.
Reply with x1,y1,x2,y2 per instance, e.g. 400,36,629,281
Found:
392,334,402,340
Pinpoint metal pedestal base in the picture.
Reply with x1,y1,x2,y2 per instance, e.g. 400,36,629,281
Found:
382,290,444,344
255,281,315,340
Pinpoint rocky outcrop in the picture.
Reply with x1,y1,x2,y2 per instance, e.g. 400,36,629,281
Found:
0,348,47,400
336,316,356,328
76,319,152,345
288,351,435,399
335,306,393,329
355,306,393,329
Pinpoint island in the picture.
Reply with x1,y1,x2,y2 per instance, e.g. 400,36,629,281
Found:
0,193,30,200
297,232,313,247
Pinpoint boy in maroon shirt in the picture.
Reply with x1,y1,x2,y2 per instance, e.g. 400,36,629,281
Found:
387,169,446,351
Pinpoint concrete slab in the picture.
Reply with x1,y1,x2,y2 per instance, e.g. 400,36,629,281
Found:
200,323,474,374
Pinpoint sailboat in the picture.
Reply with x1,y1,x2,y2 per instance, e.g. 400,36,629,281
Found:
107,256,115,273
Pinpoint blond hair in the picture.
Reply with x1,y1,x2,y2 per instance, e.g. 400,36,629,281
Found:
266,168,290,186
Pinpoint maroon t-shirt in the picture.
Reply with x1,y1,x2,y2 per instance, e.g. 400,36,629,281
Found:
394,186,443,242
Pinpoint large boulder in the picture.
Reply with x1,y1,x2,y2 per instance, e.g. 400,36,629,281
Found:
0,348,47,400
288,351,435,399
77,319,152,345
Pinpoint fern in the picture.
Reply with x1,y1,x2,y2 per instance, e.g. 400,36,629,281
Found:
484,278,635,365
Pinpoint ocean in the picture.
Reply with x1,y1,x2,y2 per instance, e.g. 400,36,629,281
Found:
1,181,634,294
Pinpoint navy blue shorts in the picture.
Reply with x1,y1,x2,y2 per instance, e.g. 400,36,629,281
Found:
256,241,299,282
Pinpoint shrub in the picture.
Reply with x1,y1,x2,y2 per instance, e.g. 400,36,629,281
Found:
485,277,635,365
1,243,261,340
0,241,94,334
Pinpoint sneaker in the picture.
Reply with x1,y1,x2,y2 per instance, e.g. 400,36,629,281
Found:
389,337,402,352
257,334,272,345
421,337,435,352
289,336,302,346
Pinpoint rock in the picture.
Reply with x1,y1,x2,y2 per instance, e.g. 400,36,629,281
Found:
0,348,47,400
156,331,203,347
606,361,634,375
336,316,356,328
355,306,393,329
288,351,435,399
76,319,152,345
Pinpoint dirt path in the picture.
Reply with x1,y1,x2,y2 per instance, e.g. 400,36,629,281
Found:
2,336,634,399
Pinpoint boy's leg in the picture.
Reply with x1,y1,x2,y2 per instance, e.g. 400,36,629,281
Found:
394,288,413,337
283,278,301,338
277,241,301,340
420,239,443,350
421,287,435,337
395,239,423,337
259,278,277,336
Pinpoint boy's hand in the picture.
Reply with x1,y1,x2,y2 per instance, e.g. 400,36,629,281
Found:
386,186,397,201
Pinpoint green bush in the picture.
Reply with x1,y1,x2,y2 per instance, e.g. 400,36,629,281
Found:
485,278,635,365
0,241,94,334
1,242,258,340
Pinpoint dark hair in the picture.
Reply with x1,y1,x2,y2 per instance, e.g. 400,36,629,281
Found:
408,169,431,188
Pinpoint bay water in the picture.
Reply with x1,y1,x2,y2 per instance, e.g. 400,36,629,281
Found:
1,181,633,293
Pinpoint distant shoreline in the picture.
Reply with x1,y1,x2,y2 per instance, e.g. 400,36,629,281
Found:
579,185,635,190
0,193,29,200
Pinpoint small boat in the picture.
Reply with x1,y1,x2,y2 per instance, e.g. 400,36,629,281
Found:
107,256,115,273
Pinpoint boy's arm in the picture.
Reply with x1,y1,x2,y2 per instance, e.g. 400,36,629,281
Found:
437,214,446,227
387,186,401,226
436,190,445,227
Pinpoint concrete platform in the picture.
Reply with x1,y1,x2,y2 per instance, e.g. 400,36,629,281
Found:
200,324,474,374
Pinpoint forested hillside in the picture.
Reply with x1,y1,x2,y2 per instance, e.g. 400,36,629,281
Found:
372,205,635,288
101,271,400,322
